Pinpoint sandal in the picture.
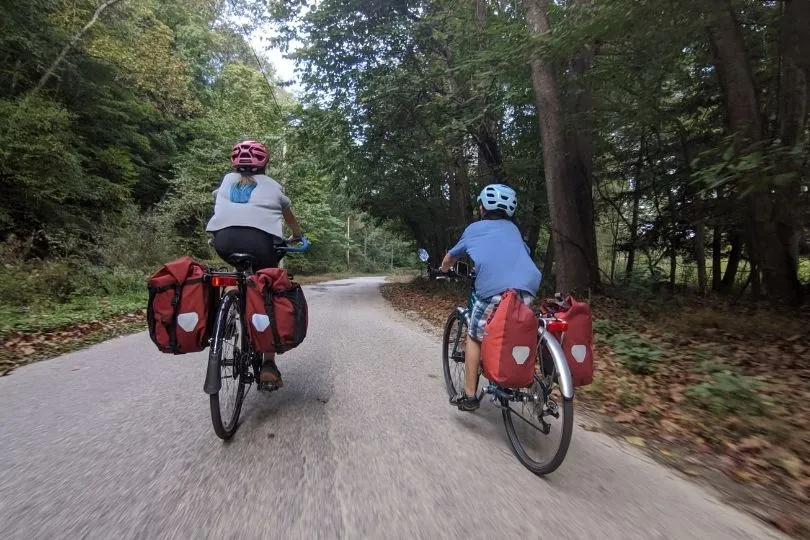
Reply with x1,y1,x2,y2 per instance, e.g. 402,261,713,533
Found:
259,358,283,387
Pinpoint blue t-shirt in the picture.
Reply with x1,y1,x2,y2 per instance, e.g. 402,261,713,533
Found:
448,219,542,299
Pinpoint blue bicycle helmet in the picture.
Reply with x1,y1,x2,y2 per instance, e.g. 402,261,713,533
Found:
477,184,517,217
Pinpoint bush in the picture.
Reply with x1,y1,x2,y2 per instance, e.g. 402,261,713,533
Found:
96,207,181,272
686,365,765,416
608,332,663,374
0,237,148,309
604,270,672,314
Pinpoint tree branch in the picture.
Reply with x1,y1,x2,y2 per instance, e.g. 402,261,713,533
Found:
30,0,125,96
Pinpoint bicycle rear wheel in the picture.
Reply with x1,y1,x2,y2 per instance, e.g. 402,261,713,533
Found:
502,344,573,475
210,291,247,440
442,311,485,400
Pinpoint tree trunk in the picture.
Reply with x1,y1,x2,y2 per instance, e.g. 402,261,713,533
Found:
477,146,493,185
695,218,708,296
712,226,723,292
625,179,641,280
624,133,645,281
471,123,504,182
773,0,808,305
523,0,597,295
610,216,619,282
750,263,762,300
721,231,743,292
702,0,802,305
541,232,554,295
9,58,22,94
564,0,600,289
669,247,677,293
448,142,472,237
525,222,540,260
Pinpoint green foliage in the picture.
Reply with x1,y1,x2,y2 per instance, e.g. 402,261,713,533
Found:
617,387,644,408
593,319,621,338
686,365,765,416
1,0,807,333
96,207,182,271
0,96,112,238
608,333,662,374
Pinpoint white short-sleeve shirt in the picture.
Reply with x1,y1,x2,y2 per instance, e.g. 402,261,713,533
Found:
205,173,291,238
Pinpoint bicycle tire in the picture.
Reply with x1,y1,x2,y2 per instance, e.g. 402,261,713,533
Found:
502,386,573,476
210,291,246,440
442,311,485,400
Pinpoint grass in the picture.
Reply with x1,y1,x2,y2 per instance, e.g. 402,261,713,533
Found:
0,290,147,337
0,268,419,377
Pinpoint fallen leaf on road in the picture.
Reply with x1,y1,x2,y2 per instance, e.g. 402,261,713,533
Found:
659,419,679,433
625,436,646,447
734,469,756,482
768,451,804,478
614,412,638,423
739,436,770,452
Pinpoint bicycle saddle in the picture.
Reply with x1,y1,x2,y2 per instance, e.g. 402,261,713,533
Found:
227,253,257,270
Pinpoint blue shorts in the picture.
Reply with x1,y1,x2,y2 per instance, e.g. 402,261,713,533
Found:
468,291,535,342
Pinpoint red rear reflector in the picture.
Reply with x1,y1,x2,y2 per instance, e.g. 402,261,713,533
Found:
211,276,238,288
546,319,569,333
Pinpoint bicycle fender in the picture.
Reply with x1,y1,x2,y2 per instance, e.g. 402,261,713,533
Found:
540,331,574,399
203,353,222,395
204,293,233,395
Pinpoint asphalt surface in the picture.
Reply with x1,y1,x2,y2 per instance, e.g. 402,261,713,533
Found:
0,277,785,539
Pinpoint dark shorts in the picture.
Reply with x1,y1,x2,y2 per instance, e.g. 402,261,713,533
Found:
212,226,281,270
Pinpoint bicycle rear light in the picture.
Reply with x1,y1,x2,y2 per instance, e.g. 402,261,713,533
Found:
546,319,569,333
210,275,238,288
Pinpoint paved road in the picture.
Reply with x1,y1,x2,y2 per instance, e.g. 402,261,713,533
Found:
0,278,784,539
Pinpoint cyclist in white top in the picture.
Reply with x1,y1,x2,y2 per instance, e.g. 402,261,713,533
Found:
206,139,303,386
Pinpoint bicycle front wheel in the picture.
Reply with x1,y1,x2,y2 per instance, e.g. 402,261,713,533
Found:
502,345,574,475
209,291,247,440
442,311,485,400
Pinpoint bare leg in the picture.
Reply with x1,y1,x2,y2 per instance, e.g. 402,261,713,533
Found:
464,335,481,396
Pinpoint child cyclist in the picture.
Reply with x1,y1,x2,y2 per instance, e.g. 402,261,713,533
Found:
439,183,542,411
206,139,304,387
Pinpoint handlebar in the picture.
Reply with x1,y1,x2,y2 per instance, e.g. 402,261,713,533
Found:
430,267,474,280
276,237,311,254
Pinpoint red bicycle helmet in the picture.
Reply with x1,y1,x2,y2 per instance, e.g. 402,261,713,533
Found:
231,140,269,169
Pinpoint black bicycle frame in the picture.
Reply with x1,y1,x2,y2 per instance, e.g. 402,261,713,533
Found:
203,270,257,395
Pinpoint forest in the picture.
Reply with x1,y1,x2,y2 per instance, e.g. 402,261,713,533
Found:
1,0,809,528
1,0,808,308
0,0,413,323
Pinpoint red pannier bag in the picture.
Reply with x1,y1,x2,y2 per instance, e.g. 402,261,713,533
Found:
147,256,211,354
245,268,308,354
481,290,539,389
548,296,594,387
